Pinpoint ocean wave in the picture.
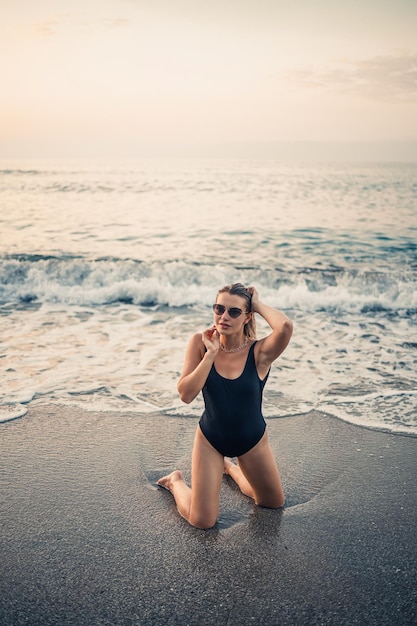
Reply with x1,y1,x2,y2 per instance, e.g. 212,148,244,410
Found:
320,389,417,436
0,254,415,315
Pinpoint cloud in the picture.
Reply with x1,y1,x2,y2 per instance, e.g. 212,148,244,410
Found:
102,18,129,28
30,15,129,38
31,17,63,37
288,53,417,102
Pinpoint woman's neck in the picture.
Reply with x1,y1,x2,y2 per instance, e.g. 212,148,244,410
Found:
220,334,250,353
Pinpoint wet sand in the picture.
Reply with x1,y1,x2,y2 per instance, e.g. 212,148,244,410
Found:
1,404,416,625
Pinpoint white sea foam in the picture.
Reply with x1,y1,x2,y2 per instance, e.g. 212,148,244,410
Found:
0,405,28,423
0,256,414,315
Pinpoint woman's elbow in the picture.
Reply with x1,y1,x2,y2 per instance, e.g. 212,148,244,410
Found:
280,318,293,348
177,383,195,404
284,318,294,338
179,392,194,404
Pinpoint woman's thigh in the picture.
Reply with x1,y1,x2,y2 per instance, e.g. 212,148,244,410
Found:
189,426,224,528
238,430,285,508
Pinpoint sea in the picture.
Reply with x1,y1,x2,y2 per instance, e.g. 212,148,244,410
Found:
1,158,416,436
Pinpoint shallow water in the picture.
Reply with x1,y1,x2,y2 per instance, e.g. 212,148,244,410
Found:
1,159,416,433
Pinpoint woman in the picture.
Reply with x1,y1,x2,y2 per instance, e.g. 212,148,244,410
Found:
157,283,293,529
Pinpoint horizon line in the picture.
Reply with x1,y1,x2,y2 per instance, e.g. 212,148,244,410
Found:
1,140,417,162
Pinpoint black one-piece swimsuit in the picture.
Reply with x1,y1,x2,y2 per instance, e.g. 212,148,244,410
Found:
199,341,269,457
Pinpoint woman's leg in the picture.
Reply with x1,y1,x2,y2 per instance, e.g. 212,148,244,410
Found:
224,430,285,508
157,426,224,529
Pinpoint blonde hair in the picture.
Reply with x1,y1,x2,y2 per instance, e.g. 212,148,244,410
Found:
216,283,256,339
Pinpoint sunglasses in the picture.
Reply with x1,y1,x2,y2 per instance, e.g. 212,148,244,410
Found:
212,304,247,318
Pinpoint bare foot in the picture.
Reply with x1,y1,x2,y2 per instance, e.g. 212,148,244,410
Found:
157,469,184,493
223,457,236,475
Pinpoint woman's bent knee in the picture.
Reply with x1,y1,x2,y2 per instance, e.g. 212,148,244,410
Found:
255,491,285,509
189,513,217,529
188,496,219,529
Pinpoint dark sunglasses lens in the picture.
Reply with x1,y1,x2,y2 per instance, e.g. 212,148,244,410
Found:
212,304,243,317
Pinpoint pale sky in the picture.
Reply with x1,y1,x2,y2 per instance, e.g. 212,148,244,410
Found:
1,0,417,159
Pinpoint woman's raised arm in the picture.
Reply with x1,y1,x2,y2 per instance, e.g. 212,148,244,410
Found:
248,287,293,372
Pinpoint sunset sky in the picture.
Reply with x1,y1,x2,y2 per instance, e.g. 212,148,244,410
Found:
1,0,416,159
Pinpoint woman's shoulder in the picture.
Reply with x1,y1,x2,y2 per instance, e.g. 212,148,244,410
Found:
189,332,203,345
187,332,206,355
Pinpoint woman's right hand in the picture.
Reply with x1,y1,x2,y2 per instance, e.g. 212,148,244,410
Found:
202,326,220,357
178,328,219,403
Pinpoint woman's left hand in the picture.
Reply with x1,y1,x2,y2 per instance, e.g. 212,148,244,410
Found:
247,286,260,312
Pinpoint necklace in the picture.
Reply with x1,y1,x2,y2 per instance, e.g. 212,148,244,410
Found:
220,337,251,353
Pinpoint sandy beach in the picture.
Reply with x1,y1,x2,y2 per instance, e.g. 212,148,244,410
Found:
1,404,416,625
